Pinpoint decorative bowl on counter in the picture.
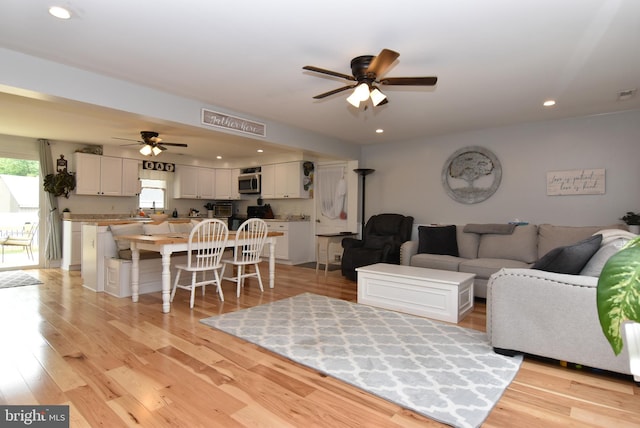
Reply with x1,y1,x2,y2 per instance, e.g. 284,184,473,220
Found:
149,213,169,222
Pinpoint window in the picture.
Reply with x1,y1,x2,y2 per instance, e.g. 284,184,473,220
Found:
139,179,166,209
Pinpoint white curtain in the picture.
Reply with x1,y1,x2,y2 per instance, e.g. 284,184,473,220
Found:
318,166,347,219
38,139,62,260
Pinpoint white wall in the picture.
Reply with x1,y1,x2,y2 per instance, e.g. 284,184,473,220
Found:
361,109,640,227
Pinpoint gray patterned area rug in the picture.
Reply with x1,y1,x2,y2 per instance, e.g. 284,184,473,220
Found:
201,293,522,428
0,270,42,288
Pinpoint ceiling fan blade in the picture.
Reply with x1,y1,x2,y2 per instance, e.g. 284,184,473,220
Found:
379,76,438,86
312,85,356,99
156,144,168,151
159,142,188,147
303,65,356,81
112,136,142,143
367,49,400,77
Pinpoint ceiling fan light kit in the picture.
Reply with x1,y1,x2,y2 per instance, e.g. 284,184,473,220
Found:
139,144,153,156
114,131,188,156
304,48,437,109
369,87,387,106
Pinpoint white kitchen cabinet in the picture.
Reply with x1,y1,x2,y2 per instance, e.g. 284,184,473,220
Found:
81,224,118,291
230,168,241,199
261,220,312,264
121,158,141,196
62,220,82,271
214,169,232,199
75,153,138,196
174,165,215,199
260,161,311,199
260,164,275,198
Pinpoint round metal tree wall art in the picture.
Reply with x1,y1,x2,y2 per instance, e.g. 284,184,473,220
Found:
441,146,502,204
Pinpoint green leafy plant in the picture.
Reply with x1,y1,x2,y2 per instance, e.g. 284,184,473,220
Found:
596,236,640,354
43,170,76,198
620,211,640,225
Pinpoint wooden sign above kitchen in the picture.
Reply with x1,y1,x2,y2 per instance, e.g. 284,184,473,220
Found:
143,160,175,172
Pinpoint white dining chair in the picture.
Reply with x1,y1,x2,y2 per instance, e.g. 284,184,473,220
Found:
170,218,229,308
221,218,268,297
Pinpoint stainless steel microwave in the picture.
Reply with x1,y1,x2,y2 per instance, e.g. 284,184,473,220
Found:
238,173,260,194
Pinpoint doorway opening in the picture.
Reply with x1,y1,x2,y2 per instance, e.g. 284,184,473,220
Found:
0,157,40,270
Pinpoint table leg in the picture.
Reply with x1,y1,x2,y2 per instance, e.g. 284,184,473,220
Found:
315,237,320,275
130,242,140,303
325,237,331,277
268,239,275,288
160,248,172,313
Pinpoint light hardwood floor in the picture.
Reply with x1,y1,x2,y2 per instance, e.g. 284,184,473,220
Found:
0,265,638,427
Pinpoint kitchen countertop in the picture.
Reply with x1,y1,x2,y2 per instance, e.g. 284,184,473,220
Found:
265,219,310,222
63,214,196,226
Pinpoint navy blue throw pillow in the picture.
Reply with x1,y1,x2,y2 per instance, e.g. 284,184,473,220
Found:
418,225,459,256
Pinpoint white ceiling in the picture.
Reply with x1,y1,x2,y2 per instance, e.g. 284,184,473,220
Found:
0,0,639,162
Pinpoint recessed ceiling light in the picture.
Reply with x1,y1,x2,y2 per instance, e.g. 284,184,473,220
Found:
543,100,556,107
216,155,222,159
49,6,71,19
257,149,264,153
375,129,384,134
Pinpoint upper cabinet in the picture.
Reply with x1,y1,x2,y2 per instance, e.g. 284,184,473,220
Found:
261,161,312,199
260,164,276,199
214,168,232,200
214,168,241,200
230,168,241,200
75,153,139,196
174,165,215,199
121,158,141,196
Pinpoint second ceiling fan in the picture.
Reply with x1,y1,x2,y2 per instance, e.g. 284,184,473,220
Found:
303,48,438,108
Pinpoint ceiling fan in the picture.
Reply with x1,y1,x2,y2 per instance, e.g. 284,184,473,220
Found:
303,48,437,108
113,131,188,156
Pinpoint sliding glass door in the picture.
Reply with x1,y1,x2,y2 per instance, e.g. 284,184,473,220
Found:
0,157,41,270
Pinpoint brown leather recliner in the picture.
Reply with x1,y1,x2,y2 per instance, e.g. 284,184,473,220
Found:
341,213,414,280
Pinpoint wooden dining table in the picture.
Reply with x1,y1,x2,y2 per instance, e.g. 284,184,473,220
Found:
114,231,283,313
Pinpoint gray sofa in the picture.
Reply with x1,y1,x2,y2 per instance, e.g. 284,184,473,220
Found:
400,223,625,298
487,266,632,376
401,222,636,376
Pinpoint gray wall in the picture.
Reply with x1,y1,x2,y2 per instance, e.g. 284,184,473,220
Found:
361,109,640,227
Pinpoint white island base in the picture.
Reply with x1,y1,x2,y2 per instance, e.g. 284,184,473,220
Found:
356,263,475,323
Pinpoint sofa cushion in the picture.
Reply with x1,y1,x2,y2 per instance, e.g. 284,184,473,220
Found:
410,253,465,271
169,222,193,233
460,258,531,280
537,224,624,259
477,224,538,263
143,221,171,235
417,225,458,256
457,227,480,259
109,223,144,251
533,234,603,274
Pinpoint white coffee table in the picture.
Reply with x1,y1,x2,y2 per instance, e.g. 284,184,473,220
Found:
356,263,475,323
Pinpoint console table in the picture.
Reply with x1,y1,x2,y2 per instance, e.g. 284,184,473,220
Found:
315,232,357,276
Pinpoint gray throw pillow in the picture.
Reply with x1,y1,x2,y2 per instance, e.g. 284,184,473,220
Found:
418,225,459,256
532,234,602,275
